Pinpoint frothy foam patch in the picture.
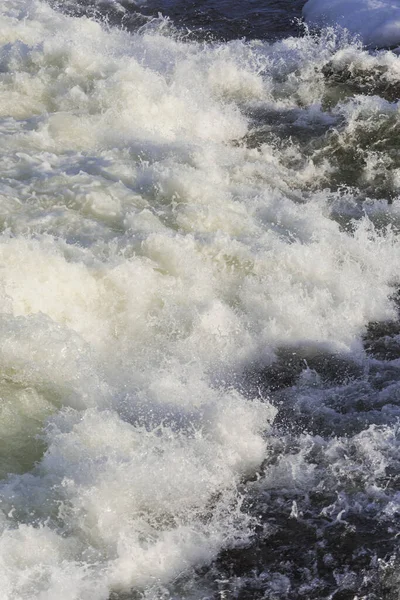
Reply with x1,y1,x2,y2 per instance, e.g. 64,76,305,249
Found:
0,397,274,597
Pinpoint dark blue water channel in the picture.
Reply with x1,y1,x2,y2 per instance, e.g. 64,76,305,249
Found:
60,0,306,41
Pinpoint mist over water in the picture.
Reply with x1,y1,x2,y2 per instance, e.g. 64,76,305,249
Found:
1,1,400,598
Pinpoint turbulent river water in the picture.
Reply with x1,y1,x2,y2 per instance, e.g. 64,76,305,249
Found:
1,1,400,598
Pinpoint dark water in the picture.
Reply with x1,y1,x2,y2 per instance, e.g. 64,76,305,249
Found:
55,0,306,41
125,0,305,41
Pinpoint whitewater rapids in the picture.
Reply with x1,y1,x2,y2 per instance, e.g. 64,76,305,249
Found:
1,1,400,598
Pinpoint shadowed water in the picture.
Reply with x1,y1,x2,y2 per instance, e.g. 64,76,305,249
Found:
52,0,306,41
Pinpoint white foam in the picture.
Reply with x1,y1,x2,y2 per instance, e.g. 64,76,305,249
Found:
303,0,400,48
1,0,400,597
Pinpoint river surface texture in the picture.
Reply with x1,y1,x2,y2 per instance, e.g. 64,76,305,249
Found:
1,1,400,599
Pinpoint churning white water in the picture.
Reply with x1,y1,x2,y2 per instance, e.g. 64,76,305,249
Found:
1,1,400,598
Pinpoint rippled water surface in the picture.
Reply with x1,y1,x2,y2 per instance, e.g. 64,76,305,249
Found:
0,1,400,599
58,0,306,40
